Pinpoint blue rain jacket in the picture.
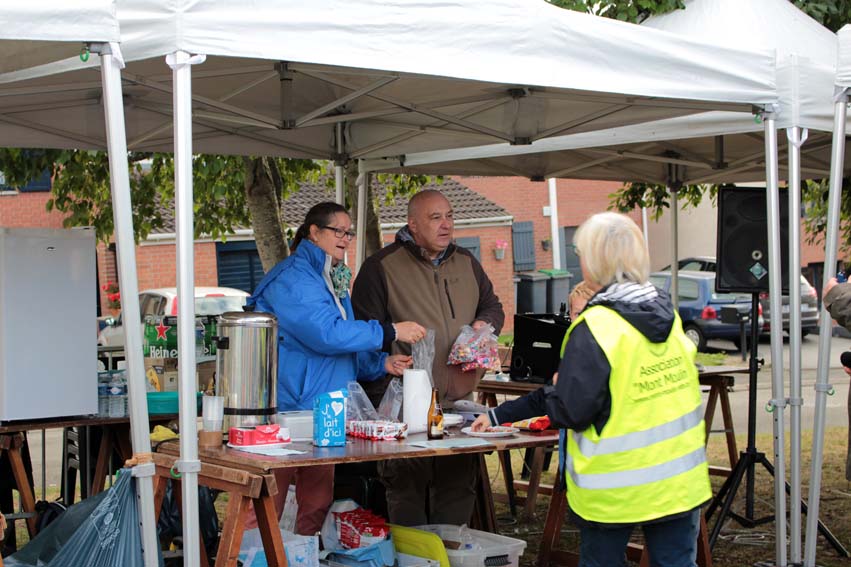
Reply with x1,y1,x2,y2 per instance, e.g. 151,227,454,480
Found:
249,240,388,410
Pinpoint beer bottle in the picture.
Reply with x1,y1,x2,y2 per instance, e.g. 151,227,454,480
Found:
427,388,444,439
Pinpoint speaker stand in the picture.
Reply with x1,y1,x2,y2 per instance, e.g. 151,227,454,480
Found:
704,295,848,557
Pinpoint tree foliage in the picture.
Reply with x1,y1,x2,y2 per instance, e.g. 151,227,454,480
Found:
546,0,683,21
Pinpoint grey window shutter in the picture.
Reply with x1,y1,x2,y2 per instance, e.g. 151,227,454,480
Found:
512,221,536,271
455,236,481,262
216,241,266,293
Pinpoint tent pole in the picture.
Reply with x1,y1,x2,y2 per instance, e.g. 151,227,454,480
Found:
335,122,345,205
355,159,368,270
786,125,808,564
167,49,204,567
763,109,788,567
547,178,562,270
668,174,680,310
804,88,848,567
95,42,159,567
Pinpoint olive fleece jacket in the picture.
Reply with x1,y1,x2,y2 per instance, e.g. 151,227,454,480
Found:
822,282,851,481
352,232,504,405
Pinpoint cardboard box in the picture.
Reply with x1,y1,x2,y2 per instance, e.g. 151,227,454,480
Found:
197,360,216,393
144,357,179,392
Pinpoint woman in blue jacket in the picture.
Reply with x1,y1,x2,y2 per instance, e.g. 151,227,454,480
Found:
247,201,426,535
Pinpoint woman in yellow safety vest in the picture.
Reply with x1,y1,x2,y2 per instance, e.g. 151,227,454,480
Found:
471,212,711,567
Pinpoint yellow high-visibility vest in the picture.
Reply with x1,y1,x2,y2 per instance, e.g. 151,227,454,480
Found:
561,305,711,523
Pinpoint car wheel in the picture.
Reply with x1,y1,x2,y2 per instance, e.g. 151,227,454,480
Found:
684,324,707,352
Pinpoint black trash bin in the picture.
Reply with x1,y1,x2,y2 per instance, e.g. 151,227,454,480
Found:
516,272,549,313
539,269,572,314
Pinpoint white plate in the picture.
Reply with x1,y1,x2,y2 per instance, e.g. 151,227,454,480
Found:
443,413,464,427
461,426,518,438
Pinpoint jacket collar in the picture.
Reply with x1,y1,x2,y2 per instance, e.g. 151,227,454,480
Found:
395,225,455,266
297,239,332,275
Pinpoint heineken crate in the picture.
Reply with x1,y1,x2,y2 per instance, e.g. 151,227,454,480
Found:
143,315,218,358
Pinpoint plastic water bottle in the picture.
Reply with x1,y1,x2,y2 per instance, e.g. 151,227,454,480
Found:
108,371,127,418
97,372,111,417
195,318,206,359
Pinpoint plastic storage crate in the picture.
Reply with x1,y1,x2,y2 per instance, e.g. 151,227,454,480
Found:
407,525,526,567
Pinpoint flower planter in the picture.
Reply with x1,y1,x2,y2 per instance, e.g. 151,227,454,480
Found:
494,248,506,260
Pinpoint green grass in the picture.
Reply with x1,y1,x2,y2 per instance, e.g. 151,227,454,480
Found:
695,351,729,366
498,333,514,346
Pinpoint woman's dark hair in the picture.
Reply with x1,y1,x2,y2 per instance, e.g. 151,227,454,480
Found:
291,201,349,252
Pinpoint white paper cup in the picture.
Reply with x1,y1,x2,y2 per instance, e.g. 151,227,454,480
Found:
202,395,225,431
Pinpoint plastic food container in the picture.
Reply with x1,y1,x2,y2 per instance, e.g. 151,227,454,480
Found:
404,525,526,567
147,391,203,415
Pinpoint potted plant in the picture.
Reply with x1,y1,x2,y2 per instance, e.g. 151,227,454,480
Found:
493,239,508,260
101,281,121,312
541,238,552,251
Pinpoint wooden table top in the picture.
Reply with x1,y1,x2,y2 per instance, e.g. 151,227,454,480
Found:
0,413,177,434
157,429,560,474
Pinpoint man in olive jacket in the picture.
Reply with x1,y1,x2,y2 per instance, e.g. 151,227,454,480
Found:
822,276,851,482
352,189,504,526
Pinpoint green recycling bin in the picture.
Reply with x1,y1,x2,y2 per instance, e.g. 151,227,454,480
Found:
539,269,573,314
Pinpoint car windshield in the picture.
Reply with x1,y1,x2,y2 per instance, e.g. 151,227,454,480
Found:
195,296,246,315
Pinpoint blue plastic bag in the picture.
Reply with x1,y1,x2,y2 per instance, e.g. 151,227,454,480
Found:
5,469,162,567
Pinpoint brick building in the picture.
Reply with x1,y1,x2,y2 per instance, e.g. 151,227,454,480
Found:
2,173,638,333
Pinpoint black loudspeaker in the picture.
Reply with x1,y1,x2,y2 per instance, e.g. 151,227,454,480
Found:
716,186,789,294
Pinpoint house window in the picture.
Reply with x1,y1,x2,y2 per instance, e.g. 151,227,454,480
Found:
0,169,51,192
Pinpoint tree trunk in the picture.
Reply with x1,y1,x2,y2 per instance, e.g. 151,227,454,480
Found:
244,156,289,272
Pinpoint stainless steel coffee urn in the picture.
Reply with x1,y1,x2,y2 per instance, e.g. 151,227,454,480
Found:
215,311,278,430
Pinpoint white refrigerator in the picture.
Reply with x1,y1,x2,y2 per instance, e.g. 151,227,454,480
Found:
0,227,97,421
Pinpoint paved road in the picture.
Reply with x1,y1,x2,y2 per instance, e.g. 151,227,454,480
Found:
21,333,851,496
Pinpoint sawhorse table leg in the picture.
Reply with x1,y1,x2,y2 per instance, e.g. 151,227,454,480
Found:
701,375,738,476
0,434,36,539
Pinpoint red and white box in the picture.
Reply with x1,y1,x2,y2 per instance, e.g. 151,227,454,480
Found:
229,424,288,446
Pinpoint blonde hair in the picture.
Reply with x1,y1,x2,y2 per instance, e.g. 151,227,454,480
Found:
573,212,649,287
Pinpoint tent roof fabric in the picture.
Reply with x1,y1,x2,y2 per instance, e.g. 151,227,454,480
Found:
0,0,119,75
0,0,777,162
837,25,851,89
376,0,847,184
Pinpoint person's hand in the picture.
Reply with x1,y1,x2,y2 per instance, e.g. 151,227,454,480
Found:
470,414,491,432
395,322,427,343
472,320,489,331
824,277,839,297
385,354,413,376
551,372,558,386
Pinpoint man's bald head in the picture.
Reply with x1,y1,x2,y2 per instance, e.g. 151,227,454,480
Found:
407,190,454,260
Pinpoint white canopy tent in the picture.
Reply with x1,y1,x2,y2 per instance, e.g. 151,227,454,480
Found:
808,24,851,567
363,2,848,565
0,2,160,566
0,1,779,564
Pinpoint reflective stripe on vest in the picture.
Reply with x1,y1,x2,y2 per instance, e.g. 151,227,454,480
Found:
572,405,703,458
566,445,707,490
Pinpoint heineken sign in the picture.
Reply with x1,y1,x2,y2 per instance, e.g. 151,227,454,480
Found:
143,315,218,358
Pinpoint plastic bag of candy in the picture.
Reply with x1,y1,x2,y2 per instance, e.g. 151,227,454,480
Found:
447,324,500,372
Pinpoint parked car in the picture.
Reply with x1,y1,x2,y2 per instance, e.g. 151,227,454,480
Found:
663,256,819,336
98,286,249,347
649,270,762,351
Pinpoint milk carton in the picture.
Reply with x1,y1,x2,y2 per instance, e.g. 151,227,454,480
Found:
314,389,347,447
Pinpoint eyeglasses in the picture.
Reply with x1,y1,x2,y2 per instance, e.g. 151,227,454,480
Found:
321,226,356,241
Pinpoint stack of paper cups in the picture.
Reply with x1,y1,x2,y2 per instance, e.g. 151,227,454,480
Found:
403,369,431,434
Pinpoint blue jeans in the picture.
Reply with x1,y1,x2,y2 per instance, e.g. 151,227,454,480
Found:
578,508,701,567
